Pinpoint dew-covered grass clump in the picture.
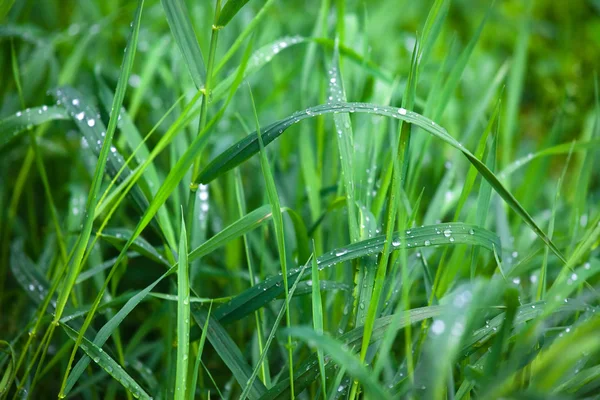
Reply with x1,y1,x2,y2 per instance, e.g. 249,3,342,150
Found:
1,0,600,399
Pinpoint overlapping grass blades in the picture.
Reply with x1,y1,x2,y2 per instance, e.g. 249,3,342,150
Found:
214,222,500,323
198,102,564,264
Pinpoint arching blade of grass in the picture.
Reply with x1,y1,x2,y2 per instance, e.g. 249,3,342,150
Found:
160,0,206,89
0,105,68,149
98,229,169,266
61,323,151,400
214,222,500,323
217,0,250,27
284,327,391,400
175,215,190,400
498,137,600,179
212,36,393,103
197,102,565,264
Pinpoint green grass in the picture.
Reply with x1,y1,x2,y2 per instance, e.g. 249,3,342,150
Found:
1,0,600,399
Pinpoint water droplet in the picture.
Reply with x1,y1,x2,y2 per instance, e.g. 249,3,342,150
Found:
424,240,431,246
87,119,95,127
72,99,80,106
469,229,475,235
335,249,348,256
398,108,407,115
431,319,445,335
75,111,85,121
443,229,452,238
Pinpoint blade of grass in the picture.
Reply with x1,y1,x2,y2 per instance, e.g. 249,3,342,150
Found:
175,213,190,400
160,0,206,89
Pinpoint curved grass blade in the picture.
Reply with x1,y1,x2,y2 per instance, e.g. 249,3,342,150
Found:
214,222,500,323
197,102,565,264
161,0,206,88
61,323,151,400
217,0,249,27
0,105,68,148
284,327,391,400
498,137,600,179
99,229,169,267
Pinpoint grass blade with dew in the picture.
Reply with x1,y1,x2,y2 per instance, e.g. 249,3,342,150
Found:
175,214,190,400
328,40,359,243
214,222,500,323
247,83,296,398
197,102,565,264
0,105,68,149
61,323,151,399
160,0,206,89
